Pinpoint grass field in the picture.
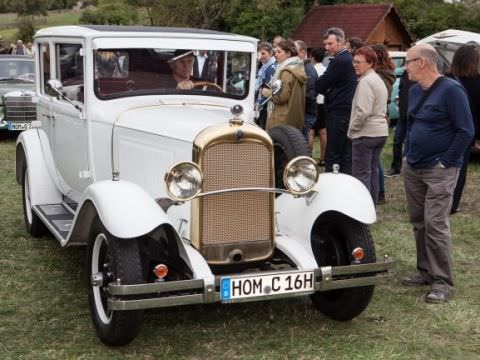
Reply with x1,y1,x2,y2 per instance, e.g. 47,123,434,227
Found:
0,10,83,42
0,132,479,359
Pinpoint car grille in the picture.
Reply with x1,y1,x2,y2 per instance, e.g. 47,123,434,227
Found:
197,141,274,264
4,94,36,122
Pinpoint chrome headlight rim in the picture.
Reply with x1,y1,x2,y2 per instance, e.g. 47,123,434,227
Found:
164,161,203,201
283,156,319,195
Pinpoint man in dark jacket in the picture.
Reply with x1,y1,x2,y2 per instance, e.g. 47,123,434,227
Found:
401,44,474,303
193,50,214,82
316,27,357,174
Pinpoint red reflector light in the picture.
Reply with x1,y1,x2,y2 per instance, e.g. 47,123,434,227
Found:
352,247,365,261
153,264,168,279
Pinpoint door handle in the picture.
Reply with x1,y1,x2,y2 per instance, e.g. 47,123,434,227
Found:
42,113,55,127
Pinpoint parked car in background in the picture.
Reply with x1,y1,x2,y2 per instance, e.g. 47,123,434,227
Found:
418,29,480,152
387,51,406,125
16,25,394,346
417,29,480,71
0,55,36,131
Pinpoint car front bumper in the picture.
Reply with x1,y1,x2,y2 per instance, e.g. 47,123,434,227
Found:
106,257,395,311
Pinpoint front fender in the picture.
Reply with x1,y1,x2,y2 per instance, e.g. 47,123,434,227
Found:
276,172,376,242
16,129,62,206
66,180,173,246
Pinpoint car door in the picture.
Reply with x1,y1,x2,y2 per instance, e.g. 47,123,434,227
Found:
36,41,54,141
50,41,90,201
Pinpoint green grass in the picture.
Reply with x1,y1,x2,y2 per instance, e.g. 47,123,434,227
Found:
1,132,480,359
0,10,83,42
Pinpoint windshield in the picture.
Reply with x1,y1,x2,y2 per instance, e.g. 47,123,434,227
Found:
391,57,405,69
94,48,251,100
0,59,35,82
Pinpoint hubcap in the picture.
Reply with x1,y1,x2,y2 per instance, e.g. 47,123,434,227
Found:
91,272,104,287
91,233,113,324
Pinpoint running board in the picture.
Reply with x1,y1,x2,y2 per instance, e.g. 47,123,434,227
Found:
33,203,75,244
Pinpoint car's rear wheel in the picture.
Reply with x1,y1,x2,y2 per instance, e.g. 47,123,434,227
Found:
87,217,144,346
22,166,47,237
310,212,376,321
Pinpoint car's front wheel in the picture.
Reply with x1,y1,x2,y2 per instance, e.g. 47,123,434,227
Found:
87,217,144,346
310,212,376,321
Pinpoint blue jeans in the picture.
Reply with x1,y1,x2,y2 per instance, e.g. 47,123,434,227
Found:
378,162,385,193
451,147,470,212
303,113,316,141
391,117,407,172
325,112,352,174
352,136,387,204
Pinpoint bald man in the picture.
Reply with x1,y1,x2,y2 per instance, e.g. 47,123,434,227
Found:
401,44,474,303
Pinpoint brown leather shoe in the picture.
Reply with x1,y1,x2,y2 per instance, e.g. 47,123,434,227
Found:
401,273,431,286
425,289,452,303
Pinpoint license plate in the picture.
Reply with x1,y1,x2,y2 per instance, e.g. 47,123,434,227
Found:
220,271,315,302
7,122,32,131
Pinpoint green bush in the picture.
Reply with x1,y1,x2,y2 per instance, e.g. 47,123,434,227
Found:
15,18,35,43
79,0,137,25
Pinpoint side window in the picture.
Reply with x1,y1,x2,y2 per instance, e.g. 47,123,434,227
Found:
39,43,50,95
56,43,84,103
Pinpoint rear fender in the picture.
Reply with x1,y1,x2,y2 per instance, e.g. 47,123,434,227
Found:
65,180,174,246
275,172,376,254
16,129,62,206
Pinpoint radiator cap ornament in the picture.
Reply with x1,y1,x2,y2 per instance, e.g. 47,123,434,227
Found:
229,104,244,125
231,104,243,117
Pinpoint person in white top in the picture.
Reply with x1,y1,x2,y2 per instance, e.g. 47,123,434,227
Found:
193,50,213,81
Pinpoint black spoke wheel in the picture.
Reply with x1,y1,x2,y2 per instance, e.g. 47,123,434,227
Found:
311,212,376,321
21,165,47,237
268,125,310,190
87,217,144,346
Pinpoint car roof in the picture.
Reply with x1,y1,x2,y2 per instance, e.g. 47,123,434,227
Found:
34,25,258,43
0,55,33,61
417,29,480,46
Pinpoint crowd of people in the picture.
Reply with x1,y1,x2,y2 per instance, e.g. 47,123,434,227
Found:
0,36,34,56
255,27,479,304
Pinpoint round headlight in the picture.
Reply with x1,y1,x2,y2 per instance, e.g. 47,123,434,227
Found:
164,162,203,201
283,156,319,195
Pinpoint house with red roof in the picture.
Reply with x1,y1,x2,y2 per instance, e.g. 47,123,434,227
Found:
292,3,414,51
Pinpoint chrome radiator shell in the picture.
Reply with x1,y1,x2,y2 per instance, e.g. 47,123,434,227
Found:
191,122,275,264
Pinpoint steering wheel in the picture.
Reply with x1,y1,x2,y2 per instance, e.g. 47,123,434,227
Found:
192,81,223,92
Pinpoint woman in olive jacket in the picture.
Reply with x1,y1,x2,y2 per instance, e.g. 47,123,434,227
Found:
262,39,307,131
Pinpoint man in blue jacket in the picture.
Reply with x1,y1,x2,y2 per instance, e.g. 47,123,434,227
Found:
401,44,474,303
315,27,357,174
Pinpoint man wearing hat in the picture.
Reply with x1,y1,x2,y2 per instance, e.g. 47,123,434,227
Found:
167,49,195,90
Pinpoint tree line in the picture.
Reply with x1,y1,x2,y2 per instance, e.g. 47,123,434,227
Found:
4,0,480,42
79,0,480,40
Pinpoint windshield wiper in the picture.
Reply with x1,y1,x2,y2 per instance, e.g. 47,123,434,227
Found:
0,77,16,81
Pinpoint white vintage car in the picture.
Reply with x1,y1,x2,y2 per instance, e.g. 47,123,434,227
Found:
16,25,394,346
